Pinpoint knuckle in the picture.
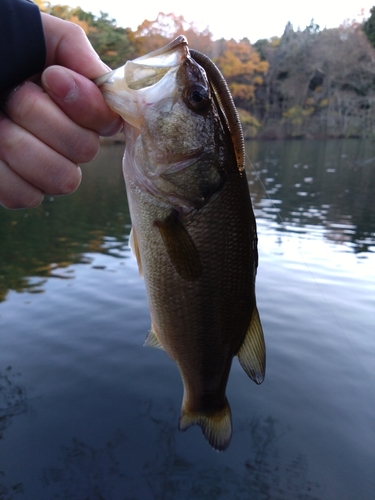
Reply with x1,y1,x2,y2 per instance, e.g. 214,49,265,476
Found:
68,21,87,40
0,120,30,165
69,131,100,163
4,82,43,124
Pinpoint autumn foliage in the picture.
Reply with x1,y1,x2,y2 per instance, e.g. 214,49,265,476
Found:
34,2,375,139
215,39,268,105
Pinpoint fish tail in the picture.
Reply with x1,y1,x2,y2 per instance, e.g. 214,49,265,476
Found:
178,399,232,452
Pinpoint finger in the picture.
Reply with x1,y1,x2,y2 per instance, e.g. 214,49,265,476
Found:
2,81,100,163
41,14,110,79
0,158,44,209
41,66,122,137
0,112,82,196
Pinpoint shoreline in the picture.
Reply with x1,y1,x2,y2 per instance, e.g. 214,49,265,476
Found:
99,131,370,144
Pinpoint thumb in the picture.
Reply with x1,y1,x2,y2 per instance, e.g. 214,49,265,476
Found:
41,13,110,79
42,66,122,136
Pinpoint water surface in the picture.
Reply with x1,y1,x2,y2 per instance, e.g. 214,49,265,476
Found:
0,139,374,499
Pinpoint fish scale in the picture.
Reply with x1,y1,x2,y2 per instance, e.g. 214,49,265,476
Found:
96,36,265,451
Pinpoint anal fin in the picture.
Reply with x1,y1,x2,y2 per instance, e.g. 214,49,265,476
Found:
237,305,266,384
144,324,164,350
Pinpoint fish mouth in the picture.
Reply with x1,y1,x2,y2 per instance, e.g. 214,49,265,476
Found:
95,36,189,91
131,35,188,72
95,36,190,126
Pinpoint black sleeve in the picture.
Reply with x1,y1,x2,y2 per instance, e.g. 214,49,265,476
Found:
0,0,46,94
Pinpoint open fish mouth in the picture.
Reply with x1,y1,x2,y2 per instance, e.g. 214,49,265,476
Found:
95,35,188,90
126,36,189,89
95,36,190,128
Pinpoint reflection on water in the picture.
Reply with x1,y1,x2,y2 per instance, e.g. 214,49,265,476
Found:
246,139,375,252
42,400,321,500
0,139,374,499
0,367,27,498
1,140,374,302
0,145,129,301
42,430,127,500
0,367,28,439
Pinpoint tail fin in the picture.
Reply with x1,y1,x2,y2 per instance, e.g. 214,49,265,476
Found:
178,399,232,452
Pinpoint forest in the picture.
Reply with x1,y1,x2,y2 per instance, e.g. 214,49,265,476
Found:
36,1,375,139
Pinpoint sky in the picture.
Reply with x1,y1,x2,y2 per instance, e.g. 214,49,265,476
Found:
68,0,373,42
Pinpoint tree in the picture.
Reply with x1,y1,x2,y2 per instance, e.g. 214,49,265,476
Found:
35,1,132,67
83,12,132,67
362,6,375,48
215,39,269,109
254,19,375,138
129,12,214,58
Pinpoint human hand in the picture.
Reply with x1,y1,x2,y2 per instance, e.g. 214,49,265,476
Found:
0,13,122,209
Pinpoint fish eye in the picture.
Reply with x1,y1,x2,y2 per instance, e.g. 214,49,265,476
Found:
186,84,209,110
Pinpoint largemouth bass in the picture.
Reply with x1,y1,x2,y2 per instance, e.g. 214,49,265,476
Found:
96,36,265,451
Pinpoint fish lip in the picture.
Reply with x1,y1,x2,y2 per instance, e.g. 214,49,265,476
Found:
133,35,189,66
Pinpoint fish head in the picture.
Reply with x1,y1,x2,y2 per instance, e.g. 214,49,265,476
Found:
138,51,226,210
97,36,227,210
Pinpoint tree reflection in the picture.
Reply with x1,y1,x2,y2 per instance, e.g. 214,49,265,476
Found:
42,430,127,500
0,145,130,302
1,139,374,301
0,367,27,499
43,400,322,500
242,417,320,499
246,139,375,252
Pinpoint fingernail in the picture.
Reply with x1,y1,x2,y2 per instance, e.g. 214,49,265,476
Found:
42,66,78,101
0,83,23,107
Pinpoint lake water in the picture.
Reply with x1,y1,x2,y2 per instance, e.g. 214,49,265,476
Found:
0,139,374,500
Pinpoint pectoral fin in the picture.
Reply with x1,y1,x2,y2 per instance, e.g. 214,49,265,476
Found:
129,227,143,278
154,211,202,281
237,305,266,384
144,324,164,350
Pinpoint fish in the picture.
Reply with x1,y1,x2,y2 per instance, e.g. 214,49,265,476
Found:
95,36,265,451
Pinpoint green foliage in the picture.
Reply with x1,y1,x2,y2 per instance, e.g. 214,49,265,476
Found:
362,6,375,47
36,1,132,67
84,13,132,67
237,109,261,138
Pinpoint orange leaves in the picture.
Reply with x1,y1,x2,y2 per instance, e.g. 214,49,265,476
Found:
229,83,255,101
215,40,268,103
130,13,214,57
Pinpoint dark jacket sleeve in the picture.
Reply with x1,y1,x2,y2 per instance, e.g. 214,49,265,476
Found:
0,0,46,94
